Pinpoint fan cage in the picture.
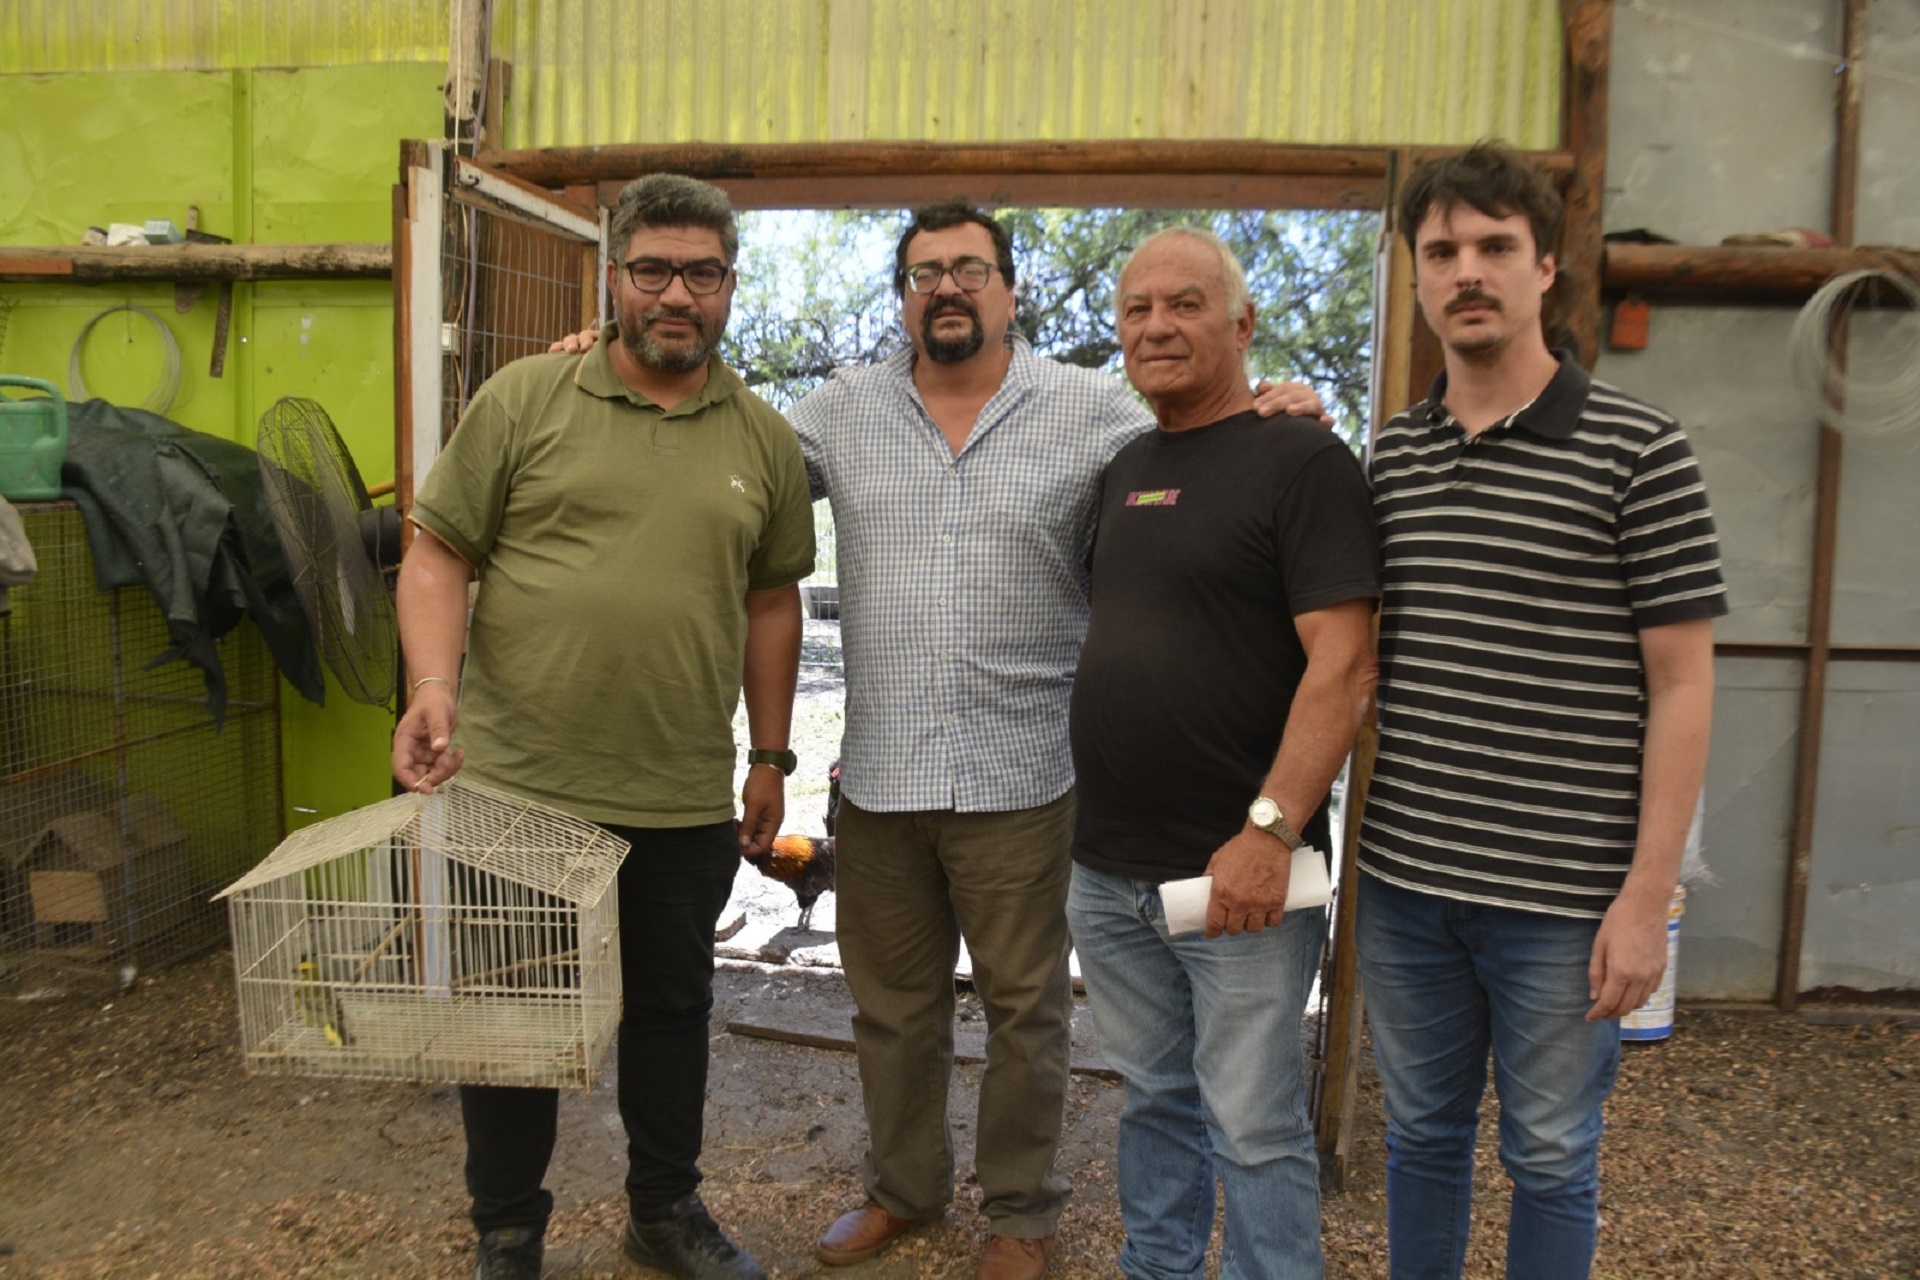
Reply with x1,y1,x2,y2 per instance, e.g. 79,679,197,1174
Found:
222,781,628,1090
255,396,399,708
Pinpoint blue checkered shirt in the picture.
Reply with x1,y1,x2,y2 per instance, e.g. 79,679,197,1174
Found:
789,338,1153,813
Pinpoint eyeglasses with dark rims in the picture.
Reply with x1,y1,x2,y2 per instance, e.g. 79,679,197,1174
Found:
903,257,997,295
621,257,731,295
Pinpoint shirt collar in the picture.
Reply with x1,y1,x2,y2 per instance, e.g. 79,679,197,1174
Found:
572,322,747,413
1420,348,1591,440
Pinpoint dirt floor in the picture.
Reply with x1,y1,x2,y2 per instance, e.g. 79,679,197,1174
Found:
2,623,1915,1278
0,947,1915,1280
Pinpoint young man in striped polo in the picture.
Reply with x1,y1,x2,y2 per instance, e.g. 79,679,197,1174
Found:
1356,143,1726,1280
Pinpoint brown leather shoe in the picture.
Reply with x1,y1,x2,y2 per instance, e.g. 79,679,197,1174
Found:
974,1232,1057,1280
816,1200,933,1266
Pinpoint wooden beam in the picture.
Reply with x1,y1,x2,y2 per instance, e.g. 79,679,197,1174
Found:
1602,243,1920,301
1560,0,1614,369
480,139,1574,194
592,172,1388,213
482,140,1396,186
0,243,391,284
1715,641,1920,663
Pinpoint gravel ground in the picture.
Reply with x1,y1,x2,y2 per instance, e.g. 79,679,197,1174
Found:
2,618,1915,1278
0,954,1913,1279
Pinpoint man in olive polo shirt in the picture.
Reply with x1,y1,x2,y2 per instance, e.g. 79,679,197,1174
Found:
392,174,813,1280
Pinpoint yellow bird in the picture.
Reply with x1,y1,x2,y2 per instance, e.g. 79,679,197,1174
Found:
295,957,347,1047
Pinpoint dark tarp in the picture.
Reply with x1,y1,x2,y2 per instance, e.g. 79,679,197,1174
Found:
58,399,326,722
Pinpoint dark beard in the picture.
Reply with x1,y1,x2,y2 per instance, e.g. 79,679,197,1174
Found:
625,307,713,373
920,299,985,365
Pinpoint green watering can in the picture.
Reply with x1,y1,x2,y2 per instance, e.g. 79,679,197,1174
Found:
0,375,69,502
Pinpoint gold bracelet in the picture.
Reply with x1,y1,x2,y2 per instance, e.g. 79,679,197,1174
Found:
408,675,454,697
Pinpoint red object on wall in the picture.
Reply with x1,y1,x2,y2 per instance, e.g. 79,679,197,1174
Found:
1610,295,1652,350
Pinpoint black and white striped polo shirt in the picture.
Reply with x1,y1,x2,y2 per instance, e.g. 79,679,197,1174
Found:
1359,354,1727,918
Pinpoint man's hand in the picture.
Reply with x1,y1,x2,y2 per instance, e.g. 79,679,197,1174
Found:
391,683,464,793
738,764,785,856
548,327,601,355
1201,830,1290,937
1251,378,1332,425
1586,890,1671,1020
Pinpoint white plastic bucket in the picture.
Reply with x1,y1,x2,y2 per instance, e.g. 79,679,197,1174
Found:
1620,887,1686,1042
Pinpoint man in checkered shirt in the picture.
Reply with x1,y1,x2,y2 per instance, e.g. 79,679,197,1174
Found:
796,204,1323,1280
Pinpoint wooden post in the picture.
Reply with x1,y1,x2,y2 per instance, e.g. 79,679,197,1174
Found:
1560,0,1613,370
1313,158,1421,1183
1779,0,1866,1011
393,139,431,538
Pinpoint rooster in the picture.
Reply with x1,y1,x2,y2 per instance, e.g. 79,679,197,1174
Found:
743,760,841,931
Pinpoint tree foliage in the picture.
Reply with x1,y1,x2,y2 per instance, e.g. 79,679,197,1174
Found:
725,207,1376,446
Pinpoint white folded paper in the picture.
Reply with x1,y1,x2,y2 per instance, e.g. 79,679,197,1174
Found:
1160,846,1334,936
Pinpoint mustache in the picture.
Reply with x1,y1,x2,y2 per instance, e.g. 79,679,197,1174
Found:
1446,289,1501,316
926,296,979,322
643,305,708,334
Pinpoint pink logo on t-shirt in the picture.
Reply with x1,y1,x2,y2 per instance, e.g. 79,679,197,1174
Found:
1125,489,1181,507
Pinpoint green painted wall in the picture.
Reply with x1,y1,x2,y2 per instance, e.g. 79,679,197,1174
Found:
0,63,444,830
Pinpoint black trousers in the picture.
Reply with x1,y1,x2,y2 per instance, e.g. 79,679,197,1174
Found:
462,819,741,1235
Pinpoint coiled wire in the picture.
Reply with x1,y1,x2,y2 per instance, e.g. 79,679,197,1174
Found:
1788,268,1920,439
69,303,182,416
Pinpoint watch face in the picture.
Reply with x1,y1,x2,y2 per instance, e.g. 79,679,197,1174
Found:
1250,798,1279,827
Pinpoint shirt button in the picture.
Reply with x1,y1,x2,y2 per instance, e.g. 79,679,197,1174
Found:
937,595,948,607
940,533,954,545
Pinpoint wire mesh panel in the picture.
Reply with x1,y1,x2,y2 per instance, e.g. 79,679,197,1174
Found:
0,503,281,973
219,779,629,1090
440,193,596,442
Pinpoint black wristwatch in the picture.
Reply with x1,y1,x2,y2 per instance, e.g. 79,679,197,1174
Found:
747,747,798,777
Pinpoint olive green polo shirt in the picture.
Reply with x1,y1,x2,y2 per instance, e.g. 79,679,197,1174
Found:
411,327,814,827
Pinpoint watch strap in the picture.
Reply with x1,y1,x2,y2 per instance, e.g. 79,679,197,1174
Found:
1251,797,1306,851
747,747,798,777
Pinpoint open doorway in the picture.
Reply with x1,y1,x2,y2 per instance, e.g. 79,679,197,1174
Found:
726,205,1379,599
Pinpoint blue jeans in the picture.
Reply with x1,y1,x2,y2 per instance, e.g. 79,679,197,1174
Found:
1068,863,1327,1280
1355,872,1622,1280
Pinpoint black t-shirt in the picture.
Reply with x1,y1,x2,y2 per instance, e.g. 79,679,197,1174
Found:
1070,411,1380,881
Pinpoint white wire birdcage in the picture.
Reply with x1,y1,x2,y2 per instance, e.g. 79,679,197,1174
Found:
216,779,629,1090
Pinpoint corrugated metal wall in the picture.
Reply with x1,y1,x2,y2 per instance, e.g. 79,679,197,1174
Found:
3,1,1561,150
493,0,1562,150
0,0,447,70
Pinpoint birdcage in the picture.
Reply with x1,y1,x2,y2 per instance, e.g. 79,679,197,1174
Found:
217,779,629,1090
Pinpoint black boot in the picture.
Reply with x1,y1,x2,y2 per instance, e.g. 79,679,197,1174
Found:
622,1194,766,1280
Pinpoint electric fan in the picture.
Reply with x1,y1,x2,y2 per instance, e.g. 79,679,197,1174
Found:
255,397,401,707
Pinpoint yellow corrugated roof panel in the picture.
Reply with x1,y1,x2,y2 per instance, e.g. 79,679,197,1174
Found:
496,0,1561,150
3,0,1560,150
1,0,446,71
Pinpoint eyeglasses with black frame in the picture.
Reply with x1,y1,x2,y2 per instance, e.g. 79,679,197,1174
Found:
903,257,997,295
622,257,731,296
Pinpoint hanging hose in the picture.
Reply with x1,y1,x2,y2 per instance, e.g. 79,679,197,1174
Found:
69,303,183,416
1788,268,1920,441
